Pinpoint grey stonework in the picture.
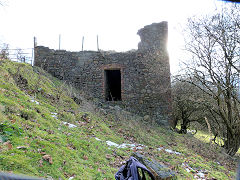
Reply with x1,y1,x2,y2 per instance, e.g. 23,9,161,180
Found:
34,21,173,126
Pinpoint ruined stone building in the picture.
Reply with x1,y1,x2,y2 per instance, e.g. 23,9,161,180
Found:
34,22,173,126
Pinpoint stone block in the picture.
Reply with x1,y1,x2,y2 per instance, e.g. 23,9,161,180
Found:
132,152,175,180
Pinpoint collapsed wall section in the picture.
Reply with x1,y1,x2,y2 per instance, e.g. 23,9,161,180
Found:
34,21,172,126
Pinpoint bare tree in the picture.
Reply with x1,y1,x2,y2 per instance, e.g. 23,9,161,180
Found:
172,78,209,133
181,4,240,156
0,43,9,60
0,0,7,6
16,48,26,63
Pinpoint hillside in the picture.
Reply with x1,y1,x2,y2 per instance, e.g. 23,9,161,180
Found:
0,60,238,179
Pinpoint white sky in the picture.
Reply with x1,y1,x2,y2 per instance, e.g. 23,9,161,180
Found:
0,0,228,74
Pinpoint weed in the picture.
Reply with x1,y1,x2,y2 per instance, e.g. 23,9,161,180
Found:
0,122,23,142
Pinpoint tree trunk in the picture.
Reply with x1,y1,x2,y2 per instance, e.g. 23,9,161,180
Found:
179,119,189,134
224,131,240,156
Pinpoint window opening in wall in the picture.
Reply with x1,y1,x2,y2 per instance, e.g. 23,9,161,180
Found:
105,69,121,101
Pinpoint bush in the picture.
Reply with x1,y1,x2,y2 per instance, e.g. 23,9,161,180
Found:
0,122,23,142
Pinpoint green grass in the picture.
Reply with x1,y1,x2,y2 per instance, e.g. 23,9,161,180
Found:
193,129,240,155
194,130,222,144
0,60,238,179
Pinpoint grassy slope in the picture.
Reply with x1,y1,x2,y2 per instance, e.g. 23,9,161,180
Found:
0,60,237,179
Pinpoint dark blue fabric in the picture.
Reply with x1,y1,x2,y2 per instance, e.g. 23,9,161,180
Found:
115,156,155,180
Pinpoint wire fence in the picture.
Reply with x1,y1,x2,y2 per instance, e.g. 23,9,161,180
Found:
0,47,34,65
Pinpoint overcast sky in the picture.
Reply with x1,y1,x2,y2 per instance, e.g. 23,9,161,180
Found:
0,0,230,73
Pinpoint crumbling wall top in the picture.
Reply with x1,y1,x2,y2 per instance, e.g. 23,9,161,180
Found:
137,21,168,51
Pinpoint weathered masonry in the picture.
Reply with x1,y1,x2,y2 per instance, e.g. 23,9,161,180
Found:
34,22,173,126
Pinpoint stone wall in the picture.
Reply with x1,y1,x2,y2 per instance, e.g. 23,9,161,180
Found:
34,21,173,126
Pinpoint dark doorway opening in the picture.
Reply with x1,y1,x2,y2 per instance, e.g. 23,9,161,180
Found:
105,69,122,101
